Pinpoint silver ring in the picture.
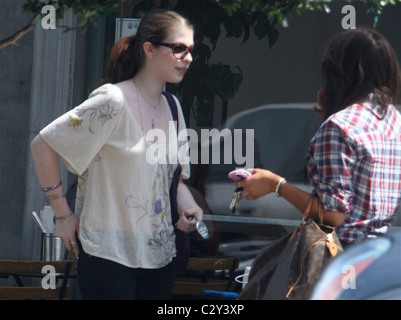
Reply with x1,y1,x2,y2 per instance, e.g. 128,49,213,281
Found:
70,241,76,245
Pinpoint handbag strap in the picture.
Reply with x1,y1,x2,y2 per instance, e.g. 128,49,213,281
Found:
162,91,178,128
303,194,324,225
303,194,341,257
163,91,181,225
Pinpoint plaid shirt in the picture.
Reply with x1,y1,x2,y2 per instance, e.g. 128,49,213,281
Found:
306,100,401,243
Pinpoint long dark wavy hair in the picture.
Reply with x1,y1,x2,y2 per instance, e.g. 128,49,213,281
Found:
302,27,401,183
98,9,193,86
320,27,401,120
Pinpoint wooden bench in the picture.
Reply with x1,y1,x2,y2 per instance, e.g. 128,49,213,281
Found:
0,260,76,300
173,257,240,297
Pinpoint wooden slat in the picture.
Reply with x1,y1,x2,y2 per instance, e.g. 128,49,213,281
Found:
0,286,70,300
0,260,76,300
0,260,75,275
186,257,239,271
173,281,228,295
172,257,240,297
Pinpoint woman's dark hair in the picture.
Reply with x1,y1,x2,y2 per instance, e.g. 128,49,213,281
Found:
99,9,193,85
321,27,401,119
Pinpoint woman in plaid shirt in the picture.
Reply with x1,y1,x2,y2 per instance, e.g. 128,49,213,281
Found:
239,28,401,245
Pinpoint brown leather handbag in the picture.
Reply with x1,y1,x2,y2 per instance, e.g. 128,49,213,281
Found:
239,195,343,300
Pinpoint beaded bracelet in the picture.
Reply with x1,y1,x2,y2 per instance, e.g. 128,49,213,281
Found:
42,180,62,193
54,211,74,223
275,177,286,197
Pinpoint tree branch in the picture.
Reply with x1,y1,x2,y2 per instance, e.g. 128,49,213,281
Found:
0,14,39,50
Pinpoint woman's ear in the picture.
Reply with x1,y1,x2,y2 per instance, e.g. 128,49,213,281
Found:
143,42,155,59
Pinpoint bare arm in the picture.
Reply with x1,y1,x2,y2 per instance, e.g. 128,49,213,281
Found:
30,135,80,255
175,176,203,232
239,168,346,227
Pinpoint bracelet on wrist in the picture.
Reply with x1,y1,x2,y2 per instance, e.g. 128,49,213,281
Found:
42,180,62,193
275,177,286,197
54,211,74,223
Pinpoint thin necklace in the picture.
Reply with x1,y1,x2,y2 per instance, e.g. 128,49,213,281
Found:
132,78,161,129
135,85,144,132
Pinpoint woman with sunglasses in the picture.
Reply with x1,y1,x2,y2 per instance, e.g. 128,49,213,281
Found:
30,9,202,299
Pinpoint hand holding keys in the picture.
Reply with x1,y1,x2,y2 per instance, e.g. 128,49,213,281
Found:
228,169,251,213
229,187,243,213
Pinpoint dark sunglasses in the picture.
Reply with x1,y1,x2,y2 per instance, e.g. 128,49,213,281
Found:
156,42,198,60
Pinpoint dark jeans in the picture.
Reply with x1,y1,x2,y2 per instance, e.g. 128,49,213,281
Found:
77,249,176,300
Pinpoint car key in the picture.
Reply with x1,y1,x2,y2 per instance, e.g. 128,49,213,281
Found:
229,187,243,213
228,169,249,213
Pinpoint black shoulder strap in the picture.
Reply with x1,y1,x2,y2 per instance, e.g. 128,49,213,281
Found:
164,90,182,223
163,92,190,276
162,91,178,126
